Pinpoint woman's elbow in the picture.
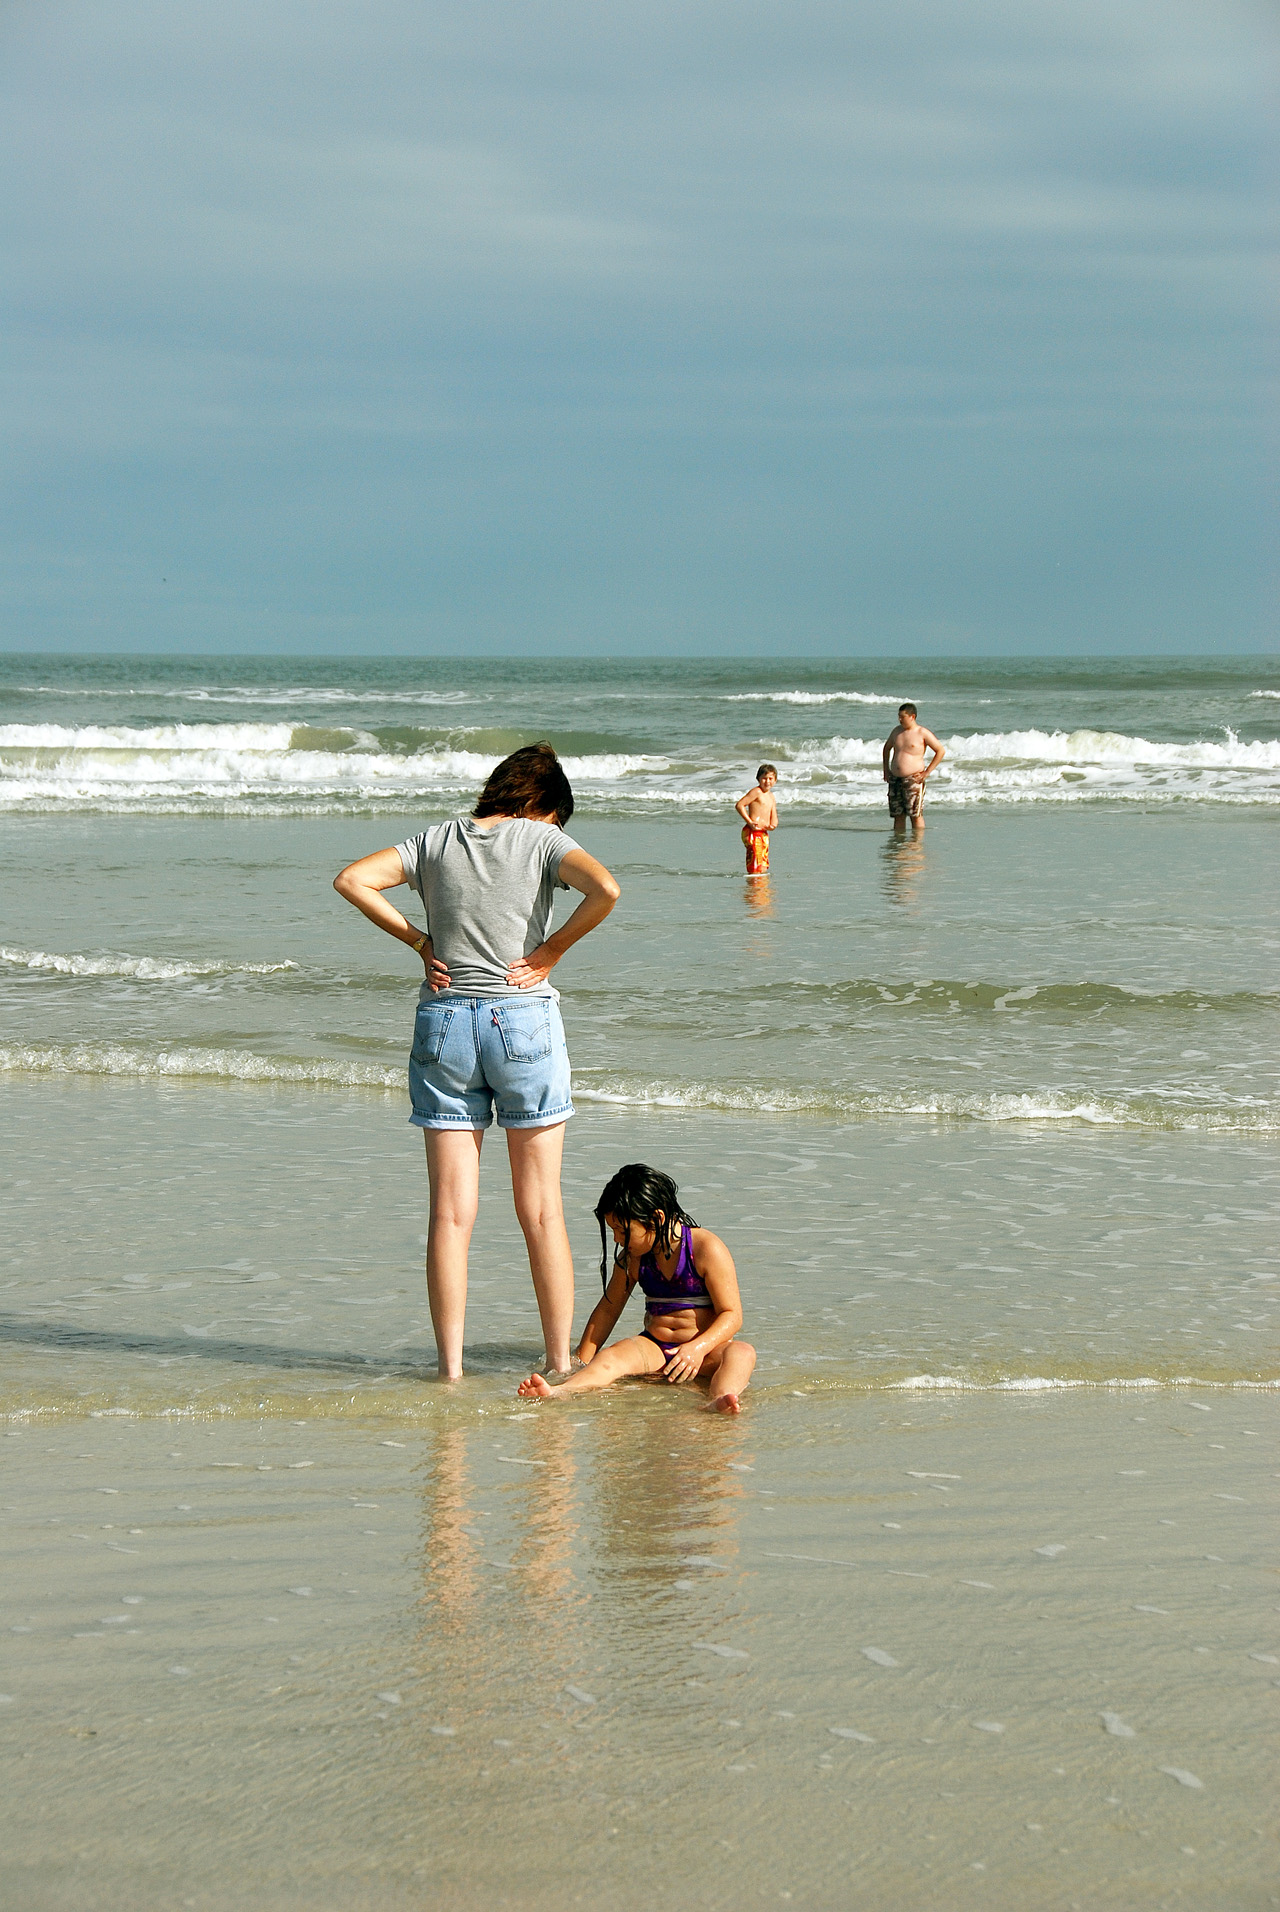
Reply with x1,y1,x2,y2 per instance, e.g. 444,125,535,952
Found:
333,867,359,899
600,875,621,907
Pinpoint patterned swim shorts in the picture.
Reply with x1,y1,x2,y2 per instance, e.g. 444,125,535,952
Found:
886,775,924,819
742,826,770,873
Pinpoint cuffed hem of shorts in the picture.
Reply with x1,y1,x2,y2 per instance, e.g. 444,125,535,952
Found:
495,1102,575,1130
409,1110,495,1131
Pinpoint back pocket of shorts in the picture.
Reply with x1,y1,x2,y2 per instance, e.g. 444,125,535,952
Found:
490,998,552,1062
412,1003,456,1064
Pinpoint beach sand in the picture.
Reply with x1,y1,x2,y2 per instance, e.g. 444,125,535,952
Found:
3,1381,1275,1911
2,1090,1277,1910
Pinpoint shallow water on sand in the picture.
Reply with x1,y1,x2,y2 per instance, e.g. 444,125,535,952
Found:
2,1089,1276,1905
2,1391,1276,1911
2,1091,1278,1413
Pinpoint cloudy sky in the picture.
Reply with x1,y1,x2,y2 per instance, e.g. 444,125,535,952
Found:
1,0,1274,655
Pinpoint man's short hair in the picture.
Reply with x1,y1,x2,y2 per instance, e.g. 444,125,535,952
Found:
756,762,778,782
898,703,917,719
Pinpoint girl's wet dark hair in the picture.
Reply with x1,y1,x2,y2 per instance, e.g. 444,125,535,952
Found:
473,741,574,828
594,1163,698,1291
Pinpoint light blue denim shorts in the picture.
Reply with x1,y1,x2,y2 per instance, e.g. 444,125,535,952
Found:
408,993,574,1131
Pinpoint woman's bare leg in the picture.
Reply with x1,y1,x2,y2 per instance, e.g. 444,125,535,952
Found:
703,1339,757,1414
506,1122,574,1375
518,1336,667,1400
424,1129,483,1379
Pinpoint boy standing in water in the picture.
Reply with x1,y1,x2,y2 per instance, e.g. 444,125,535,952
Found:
735,763,779,874
882,704,945,832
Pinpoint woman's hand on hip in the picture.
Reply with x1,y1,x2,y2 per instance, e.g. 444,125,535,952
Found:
505,944,559,990
426,953,452,992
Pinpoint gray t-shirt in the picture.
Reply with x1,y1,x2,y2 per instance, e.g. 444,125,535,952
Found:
395,816,581,998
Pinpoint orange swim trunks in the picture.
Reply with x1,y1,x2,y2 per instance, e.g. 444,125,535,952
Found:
742,826,770,874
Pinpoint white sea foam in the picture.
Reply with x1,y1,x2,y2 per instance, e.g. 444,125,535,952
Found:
0,720,300,752
889,1376,1279,1392
573,1077,1278,1132
0,946,298,981
0,1042,402,1089
2,1040,1269,1130
3,718,1279,813
722,691,901,705
11,685,480,707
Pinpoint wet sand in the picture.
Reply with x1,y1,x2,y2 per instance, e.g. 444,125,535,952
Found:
3,1383,1275,1910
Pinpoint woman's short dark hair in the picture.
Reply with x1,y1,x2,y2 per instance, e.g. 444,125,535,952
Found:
594,1163,698,1292
473,742,574,827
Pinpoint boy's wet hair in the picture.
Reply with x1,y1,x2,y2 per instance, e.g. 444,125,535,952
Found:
474,741,574,827
594,1164,698,1291
756,763,778,783
898,703,917,718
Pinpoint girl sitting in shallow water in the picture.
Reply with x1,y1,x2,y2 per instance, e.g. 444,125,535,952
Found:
518,1164,756,1414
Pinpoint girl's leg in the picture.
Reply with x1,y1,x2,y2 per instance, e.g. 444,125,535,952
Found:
506,1123,574,1375
702,1339,757,1414
424,1129,483,1379
518,1336,667,1400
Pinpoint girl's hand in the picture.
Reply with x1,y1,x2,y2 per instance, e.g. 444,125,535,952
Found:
426,953,452,993
662,1343,703,1383
505,944,559,990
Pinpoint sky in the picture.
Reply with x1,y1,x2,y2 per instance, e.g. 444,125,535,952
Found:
1,0,1275,657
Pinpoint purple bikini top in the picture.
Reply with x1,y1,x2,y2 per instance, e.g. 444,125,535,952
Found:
636,1227,712,1315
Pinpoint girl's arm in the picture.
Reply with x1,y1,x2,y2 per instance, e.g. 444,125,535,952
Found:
659,1231,743,1384
575,1264,635,1364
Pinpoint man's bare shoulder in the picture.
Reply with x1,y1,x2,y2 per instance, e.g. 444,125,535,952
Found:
918,727,943,749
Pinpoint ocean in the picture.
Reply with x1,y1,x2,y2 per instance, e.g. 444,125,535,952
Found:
1,653,1276,1909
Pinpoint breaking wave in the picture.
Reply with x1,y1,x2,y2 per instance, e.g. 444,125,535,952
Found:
722,690,902,705
3,719,1278,814
572,1076,1278,1131
0,1041,403,1089
0,946,298,982
3,1040,1273,1130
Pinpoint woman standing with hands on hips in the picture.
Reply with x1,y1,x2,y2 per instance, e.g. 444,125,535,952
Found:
334,743,620,1381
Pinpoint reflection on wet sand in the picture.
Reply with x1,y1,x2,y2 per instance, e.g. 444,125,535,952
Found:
413,1413,588,1736
412,1402,751,1727
583,1398,749,1626
880,831,926,908
743,873,777,919
418,1421,483,1633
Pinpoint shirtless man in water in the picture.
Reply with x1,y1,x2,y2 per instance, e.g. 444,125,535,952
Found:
882,704,945,832
735,764,779,874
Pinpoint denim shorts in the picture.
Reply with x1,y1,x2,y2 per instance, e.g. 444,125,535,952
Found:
408,993,574,1131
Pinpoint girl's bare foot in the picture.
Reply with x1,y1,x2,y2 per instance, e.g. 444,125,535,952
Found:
517,1372,556,1399
709,1391,742,1414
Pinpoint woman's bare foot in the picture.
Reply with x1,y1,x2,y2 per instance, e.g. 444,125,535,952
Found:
517,1372,556,1400
708,1390,742,1414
